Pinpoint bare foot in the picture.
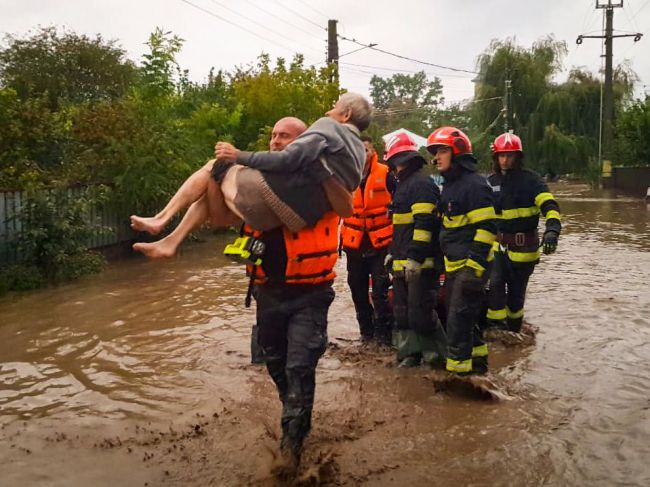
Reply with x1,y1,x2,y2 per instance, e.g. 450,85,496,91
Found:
130,215,167,235
132,240,178,259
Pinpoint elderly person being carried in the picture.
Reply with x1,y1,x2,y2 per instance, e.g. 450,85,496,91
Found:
131,93,370,258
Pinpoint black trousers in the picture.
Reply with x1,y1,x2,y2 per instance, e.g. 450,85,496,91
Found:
487,251,536,332
250,323,264,364
255,282,335,452
345,249,392,339
444,269,488,373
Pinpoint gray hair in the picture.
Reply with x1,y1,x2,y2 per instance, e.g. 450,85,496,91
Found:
338,92,373,132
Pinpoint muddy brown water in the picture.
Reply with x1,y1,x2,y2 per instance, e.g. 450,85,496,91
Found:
1,183,649,486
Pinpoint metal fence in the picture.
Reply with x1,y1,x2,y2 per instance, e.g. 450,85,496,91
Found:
0,188,135,267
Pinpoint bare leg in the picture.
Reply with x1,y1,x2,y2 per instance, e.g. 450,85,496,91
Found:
130,160,214,235
133,194,210,259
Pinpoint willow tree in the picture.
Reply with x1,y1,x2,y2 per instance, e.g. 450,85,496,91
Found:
472,37,636,175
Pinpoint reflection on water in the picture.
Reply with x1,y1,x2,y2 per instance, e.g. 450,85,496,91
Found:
0,183,649,485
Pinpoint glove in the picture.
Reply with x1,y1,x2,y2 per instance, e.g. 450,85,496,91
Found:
404,259,422,283
542,230,559,255
459,266,484,296
384,253,393,269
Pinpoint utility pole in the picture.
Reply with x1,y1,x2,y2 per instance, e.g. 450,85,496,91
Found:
576,1,643,168
327,19,339,84
504,78,513,132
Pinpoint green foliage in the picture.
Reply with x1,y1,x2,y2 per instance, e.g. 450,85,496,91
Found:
472,37,636,175
369,71,444,138
0,26,135,109
614,95,650,166
137,28,184,100
0,264,46,294
14,184,108,284
231,54,340,148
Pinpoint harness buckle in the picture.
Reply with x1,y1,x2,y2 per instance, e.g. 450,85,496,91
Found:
514,232,526,246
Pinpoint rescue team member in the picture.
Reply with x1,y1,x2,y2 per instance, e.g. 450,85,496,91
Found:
233,210,340,468
249,118,309,363
384,132,447,368
486,133,561,332
340,136,395,345
427,127,497,375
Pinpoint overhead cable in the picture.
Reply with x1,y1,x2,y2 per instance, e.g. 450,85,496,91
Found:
337,34,479,74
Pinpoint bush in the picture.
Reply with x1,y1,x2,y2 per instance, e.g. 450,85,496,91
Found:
0,264,46,295
14,184,109,285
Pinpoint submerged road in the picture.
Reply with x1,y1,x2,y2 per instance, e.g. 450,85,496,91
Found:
0,182,648,486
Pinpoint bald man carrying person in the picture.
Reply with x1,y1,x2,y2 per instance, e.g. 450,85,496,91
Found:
131,93,371,258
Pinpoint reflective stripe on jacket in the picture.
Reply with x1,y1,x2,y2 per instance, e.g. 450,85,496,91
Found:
440,168,497,276
244,211,340,285
388,164,442,271
488,168,561,263
341,155,393,250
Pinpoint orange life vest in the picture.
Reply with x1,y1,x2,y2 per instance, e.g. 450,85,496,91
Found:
244,211,340,285
341,155,393,250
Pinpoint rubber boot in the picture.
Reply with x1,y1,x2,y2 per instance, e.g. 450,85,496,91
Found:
486,318,507,330
471,356,488,375
421,320,448,369
397,355,421,368
507,317,523,333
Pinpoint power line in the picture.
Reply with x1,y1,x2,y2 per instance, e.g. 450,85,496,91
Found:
206,0,323,56
240,0,326,42
295,0,329,20
340,61,475,79
337,34,478,74
622,0,647,30
276,0,326,30
178,0,321,64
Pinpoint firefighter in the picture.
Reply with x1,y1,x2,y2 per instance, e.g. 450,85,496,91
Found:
427,126,497,375
486,132,561,332
384,132,446,368
340,136,395,345
229,212,339,467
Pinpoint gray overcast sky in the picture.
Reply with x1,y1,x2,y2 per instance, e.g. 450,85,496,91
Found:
2,0,649,103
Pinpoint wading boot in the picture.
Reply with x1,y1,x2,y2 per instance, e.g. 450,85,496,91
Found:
397,355,421,368
471,356,488,375
506,317,523,333
486,318,507,330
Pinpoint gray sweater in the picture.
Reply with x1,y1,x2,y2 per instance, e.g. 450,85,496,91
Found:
236,117,365,191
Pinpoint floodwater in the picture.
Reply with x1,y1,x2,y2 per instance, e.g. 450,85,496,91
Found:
0,183,649,486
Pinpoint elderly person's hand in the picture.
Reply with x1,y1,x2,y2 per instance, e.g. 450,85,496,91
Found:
214,142,240,163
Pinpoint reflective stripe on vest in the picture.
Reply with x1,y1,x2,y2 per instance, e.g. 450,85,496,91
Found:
341,157,393,250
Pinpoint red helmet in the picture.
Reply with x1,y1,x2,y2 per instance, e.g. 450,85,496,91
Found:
384,131,419,161
426,126,472,156
492,133,523,153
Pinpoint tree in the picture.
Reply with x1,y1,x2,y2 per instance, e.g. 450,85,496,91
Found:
137,28,185,100
230,54,340,149
369,71,444,136
0,27,135,109
472,37,635,174
615,95,650,166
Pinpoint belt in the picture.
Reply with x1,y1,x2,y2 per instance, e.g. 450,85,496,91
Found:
497,231,538,249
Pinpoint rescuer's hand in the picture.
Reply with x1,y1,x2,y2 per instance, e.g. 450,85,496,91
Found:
404,259,422,283
542,230,559,255
215,142,240,163
383,253,392,269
